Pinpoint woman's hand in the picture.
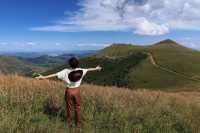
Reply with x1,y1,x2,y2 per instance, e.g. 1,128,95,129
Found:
96,65,102,71
35,74,45,80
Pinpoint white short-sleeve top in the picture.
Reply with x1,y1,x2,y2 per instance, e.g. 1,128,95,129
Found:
56,68,88,88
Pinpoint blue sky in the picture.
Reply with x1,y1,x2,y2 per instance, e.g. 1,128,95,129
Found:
0,0,200,52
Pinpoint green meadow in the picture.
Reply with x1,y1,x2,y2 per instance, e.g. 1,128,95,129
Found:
1,75,200,133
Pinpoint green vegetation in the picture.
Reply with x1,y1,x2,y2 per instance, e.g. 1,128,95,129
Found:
81,53,147,88
46,52,147,88
149,40,200,78
95,43,145,57
20,52,96,69
0,55,45,75
0,52,95,76
46,39,200,90
1,39,200,89
22,55,69,68
1,75,200,133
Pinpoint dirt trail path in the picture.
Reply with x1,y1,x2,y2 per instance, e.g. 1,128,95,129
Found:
146,52,200,82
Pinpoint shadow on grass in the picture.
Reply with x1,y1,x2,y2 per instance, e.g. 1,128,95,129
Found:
43,95,66,121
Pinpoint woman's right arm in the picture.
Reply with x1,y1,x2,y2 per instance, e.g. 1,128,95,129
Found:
35,73,57,80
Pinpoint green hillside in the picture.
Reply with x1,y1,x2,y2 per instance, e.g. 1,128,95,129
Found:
149,40,200,78
21,55,69,68
0,55,46,75
45,39,200,90
95,43,145,58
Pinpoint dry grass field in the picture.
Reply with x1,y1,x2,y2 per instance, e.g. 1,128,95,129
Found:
1,75,200,132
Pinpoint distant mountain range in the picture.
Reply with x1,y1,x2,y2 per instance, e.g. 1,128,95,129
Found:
0,50,96,58
45,39,200,90
0,50,96,75
18,51,96,68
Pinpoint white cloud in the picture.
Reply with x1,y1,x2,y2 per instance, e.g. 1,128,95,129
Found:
182,41,199,49
55,43,61,46
178,37,200,49
72,43,110,49
103,43,111,47
168,20,200,30
134,18,169,35
27,42,37,46
31,0,200,36
0,42,8,45
76,43,106,48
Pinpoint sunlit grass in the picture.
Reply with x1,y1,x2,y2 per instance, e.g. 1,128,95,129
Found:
1,75,200,132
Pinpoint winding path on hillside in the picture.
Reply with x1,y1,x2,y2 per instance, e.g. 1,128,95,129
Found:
146,52,200,82
103,52,200,82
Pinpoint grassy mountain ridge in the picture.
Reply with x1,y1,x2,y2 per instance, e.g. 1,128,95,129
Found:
45,39,200,90
96,43,146,58
148,40,200,78
88,39,200,89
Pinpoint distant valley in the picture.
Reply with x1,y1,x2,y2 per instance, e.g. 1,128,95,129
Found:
18,50,96,68
0,50,96,76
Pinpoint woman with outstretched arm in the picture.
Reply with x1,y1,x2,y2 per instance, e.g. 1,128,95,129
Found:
35,57,102,128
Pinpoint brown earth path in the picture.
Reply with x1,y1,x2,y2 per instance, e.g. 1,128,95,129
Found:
146,52,200,82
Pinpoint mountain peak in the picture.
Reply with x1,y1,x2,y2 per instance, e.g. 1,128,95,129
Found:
159,39,178,44
152,39,182,48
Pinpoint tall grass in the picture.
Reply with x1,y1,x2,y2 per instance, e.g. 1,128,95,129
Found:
1,75,200,133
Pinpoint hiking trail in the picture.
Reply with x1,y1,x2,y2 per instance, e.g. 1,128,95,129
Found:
146,52,200,82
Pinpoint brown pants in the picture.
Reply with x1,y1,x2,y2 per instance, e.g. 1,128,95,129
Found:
65,88,81,128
